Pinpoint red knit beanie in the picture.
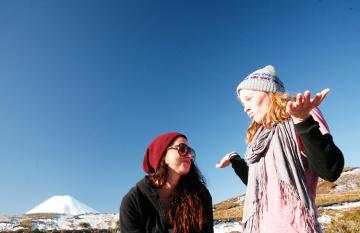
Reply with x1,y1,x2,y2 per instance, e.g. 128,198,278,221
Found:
142,132,186,174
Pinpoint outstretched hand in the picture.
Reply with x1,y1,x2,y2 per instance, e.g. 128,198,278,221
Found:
216,151,238,168
286,88,330,124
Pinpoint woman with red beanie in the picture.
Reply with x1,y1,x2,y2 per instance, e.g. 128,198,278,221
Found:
120,132,214,233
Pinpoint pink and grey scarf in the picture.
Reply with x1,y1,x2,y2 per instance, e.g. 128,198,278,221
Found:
242,118,322,233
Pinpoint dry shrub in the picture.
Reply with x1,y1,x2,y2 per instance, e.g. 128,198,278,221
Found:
342,167,354,173
317,180,337,194
19,219,32,230
213,206,243,222
213,196,243,211
79,222,91,228
325,207,360,233
24,213,59,219
316,189,360,206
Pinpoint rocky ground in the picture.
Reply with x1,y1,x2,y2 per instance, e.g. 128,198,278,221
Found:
1,167,359,233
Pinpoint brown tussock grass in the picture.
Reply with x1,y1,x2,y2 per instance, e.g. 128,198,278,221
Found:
213,206,243,222
324,207,360,233
316,189,360,207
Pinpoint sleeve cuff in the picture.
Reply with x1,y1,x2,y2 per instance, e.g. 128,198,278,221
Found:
229,154,241,163
294,115,320,135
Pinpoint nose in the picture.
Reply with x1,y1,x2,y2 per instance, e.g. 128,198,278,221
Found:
185,152,193,160
243,103,250,113
186,150,195,161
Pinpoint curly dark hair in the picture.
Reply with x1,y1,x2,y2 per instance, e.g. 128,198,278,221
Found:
146,159,209,233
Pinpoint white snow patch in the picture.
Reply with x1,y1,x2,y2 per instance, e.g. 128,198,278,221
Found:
0,223,18,232
214,221,242,233
322,201,360,210
329,168,360,193
343,168,360,175
318,215,331,224
234,195,245,205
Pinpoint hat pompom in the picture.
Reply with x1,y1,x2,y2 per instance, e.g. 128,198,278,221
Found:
263,65,276,76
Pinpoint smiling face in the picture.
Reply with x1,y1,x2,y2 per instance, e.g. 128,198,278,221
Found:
164,136,193,177
239,89,271,124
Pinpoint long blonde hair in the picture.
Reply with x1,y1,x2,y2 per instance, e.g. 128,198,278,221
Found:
246,92,291,143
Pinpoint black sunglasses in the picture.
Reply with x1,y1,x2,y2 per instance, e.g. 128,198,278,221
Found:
167,143,196,160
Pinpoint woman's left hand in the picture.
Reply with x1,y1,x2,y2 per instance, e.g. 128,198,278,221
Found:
286,88,330,124
216,151,238,168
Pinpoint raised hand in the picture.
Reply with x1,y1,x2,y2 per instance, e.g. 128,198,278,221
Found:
286,88,330,124
216,151,238,168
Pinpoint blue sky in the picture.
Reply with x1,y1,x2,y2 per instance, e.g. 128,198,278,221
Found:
0,0,359,215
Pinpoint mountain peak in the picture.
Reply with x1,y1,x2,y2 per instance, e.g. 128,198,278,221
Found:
26,195,98,215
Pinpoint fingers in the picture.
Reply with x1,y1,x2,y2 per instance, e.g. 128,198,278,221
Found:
216,151,238,168
294,93,303,108
303,90,311,107
290,88,330,110
286,101,292,113
319,88,330,103
322,88,331,96
215,160,229,168
286,100,299,113
311,93,322,106
311,88,330,107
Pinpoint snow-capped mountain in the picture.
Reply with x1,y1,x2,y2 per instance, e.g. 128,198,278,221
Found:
26,195,98,215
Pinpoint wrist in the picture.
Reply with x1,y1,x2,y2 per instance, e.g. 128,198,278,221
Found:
228,153,240,161
291,116,304,124
294,115,318,134
291,114,310,124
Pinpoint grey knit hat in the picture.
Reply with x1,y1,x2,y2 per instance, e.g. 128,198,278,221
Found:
236,65,285,96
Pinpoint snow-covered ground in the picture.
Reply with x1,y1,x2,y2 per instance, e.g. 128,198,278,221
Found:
2,191,359,232
214,221,242,233
0,215,240,232
330,168,360,193
0,206,359,233
0,213,118,231
322,201,360,210
318,215,332,225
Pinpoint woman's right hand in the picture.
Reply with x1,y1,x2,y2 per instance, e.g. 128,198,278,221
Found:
216,151,239,168
286,88,330,124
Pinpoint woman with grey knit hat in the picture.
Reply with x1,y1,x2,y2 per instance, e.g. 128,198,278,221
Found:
216,65,344,233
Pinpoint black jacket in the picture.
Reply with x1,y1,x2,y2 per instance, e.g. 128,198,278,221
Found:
230,115,344,185
120,177,214,233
